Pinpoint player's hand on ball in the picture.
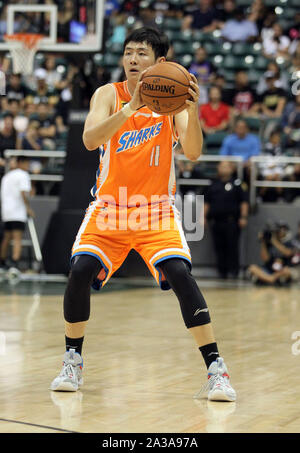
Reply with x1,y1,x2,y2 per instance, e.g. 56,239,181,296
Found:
129,70,147,111
185,73,199,114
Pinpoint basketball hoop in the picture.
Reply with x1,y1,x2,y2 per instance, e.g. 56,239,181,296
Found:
4,33,44,75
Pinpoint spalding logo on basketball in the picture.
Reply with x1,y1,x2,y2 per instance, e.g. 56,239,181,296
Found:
140,61,192,116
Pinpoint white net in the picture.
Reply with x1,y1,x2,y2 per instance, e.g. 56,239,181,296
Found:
4,34,43,76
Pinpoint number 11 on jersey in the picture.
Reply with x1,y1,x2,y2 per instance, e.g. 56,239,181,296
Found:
150,145,160,167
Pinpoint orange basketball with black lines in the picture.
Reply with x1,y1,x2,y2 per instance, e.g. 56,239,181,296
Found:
140,61,192,115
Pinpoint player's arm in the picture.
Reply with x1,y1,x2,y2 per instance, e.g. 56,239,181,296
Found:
174,74,203,162
21,191,34,218
83,77,145,151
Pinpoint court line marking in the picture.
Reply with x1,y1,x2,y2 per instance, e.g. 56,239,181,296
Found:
0,418,80,433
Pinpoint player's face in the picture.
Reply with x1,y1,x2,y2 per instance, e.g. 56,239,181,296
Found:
123,41,158,82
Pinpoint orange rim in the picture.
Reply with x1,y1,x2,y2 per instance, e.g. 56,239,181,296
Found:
4,33,44,49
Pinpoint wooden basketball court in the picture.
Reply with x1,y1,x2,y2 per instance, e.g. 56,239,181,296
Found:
1,279,300,433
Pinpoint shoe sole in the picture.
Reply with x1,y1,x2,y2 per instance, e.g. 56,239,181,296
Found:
208,389,236,402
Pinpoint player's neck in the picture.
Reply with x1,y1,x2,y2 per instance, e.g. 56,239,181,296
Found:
126,80,136,97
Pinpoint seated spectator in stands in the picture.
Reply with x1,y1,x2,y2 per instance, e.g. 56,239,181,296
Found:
4,99,28,136
188,47,217,85
21,120,43,176
199,86,230,135
223,71,259,116
258,129,285,203
0,113,19,176
256,61,289,95
35,102,57,150
257,71,287,120
247,0,271,33
182,0,219,33
5,74,27,108
25,68,59,108
281,94,300,150
216,0,236,25
221,7,258,42
247,222,294,285
43,54,64,90
262,22,291,61
220,118,261,162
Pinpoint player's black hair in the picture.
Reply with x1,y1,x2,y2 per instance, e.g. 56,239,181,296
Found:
123,27,169,60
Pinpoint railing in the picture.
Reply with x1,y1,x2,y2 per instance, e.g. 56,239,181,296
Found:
4,149,66,194
175,154,244,190
249,156,300,208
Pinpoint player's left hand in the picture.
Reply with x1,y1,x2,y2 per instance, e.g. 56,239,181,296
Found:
185,74,200,115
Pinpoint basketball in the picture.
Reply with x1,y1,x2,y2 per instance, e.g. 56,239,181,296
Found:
140,61,192,115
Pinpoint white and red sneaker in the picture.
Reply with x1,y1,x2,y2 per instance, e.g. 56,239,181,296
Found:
50,349,83,392
207,357,236,402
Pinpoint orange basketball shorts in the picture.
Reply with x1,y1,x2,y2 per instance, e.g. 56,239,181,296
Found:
71,199,192,290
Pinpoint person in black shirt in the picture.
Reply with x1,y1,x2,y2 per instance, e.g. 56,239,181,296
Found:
204,160,249,278
182,0,219,32
5,73,27,108
257,71,287,119
223,71,259,116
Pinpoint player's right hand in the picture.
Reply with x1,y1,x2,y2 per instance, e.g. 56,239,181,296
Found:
129,69,147,111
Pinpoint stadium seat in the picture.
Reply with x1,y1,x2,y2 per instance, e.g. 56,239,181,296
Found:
204,42,223,56
232,42,263,56
254,56,269,70
243,117,263,133
223,55,245,70
205,131,228,148
162,17,182,31
173,41,194,55
212,55,224,69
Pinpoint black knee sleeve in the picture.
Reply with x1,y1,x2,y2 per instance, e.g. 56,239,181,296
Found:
158,258,211,328
64,255,102,323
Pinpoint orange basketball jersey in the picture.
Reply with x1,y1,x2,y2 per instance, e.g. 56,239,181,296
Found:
91,80,179,206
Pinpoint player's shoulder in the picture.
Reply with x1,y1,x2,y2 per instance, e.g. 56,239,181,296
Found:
90,83,116,110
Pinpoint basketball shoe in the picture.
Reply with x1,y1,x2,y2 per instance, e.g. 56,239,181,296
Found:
194,357,236,402
50,349,83,392
207,357,236,401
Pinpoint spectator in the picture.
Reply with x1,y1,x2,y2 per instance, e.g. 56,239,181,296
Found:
199,86,230,135
177,159,203,197
248,0,271,33
257,71,287,120
281,94,300,149
43,55,64,90
223,71,259,116
220,119,261,162
216,0,236,25
262,22,291,60
5,74,27,107
182,0,219,33
0,156,34,273
188,47,217,85
256,62,289,95
3,99,28,136
247,222,294,285
221,7,258,43
0,113,18,174
204,160,249,279
258,129,285,203
25,68,59,108
35,102,57,150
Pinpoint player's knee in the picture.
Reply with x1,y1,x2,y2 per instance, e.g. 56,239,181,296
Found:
70,255,102,286
159,258,192,288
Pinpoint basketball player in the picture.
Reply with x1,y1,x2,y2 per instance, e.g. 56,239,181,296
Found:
50,28,236,402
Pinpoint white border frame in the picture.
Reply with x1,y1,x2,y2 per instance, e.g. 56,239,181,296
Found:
0,0,104,52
